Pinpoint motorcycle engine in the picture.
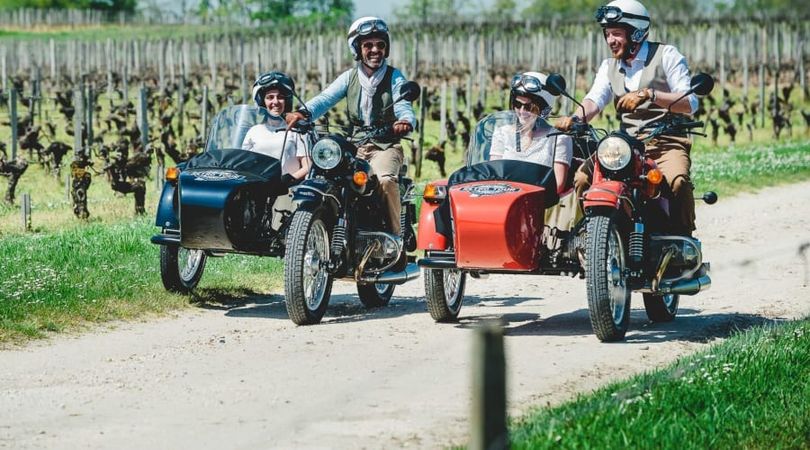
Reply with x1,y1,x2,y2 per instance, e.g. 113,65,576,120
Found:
355,231,402,273
647,235,703,279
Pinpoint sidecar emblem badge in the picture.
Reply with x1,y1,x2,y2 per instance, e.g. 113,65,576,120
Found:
460,184,519,197
189,170,244,182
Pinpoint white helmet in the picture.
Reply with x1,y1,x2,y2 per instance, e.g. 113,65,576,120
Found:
347,16,390,60
595,0,651,43
510,71,557,118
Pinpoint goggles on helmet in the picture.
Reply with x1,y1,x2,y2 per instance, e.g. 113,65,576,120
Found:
511,74,544,94
350,19,389,39
595,5,649,23
256,72,293,92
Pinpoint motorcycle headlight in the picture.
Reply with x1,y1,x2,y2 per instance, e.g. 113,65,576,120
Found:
597,136,632,171
311,139,342,170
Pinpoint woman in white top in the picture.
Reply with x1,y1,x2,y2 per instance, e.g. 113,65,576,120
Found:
242,71,311,187
490,71,572,194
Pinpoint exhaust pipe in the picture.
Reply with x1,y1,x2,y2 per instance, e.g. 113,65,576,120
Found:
663,274,711,295
359,262,421,285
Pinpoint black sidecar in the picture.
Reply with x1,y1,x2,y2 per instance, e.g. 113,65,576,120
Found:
151,105,306,293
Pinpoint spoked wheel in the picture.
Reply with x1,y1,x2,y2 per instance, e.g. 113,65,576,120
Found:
424,267,466,322
357,283,395,308
159,244,206,293
284,209,333,325
643,293,680,323
586,215,631,342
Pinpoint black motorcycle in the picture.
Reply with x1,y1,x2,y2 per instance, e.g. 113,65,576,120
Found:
152,104,316,293
283,82,421,325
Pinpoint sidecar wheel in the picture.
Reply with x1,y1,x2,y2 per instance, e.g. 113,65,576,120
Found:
159,244,206,294
357,283,394,308
585,215,631,342
424,268,466,322
284,209,333,325
643,293,680,323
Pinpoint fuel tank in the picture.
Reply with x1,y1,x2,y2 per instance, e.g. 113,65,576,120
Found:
450,181,546,271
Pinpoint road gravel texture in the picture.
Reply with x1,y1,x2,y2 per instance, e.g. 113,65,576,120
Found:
2,181,809,449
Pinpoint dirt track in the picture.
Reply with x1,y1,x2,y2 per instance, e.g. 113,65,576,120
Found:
2,181,809,449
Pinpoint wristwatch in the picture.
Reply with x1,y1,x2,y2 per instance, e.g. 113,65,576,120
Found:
636,89,650,100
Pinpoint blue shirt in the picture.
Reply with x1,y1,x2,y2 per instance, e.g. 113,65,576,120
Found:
304,64,417,128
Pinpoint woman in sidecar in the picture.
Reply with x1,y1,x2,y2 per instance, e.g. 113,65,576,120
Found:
151,71,314,294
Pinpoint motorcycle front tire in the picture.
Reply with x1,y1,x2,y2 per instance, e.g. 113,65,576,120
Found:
357,283,394,308
284,208,334,325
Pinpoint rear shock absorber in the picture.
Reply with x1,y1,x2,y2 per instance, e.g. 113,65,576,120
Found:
629,222,645,267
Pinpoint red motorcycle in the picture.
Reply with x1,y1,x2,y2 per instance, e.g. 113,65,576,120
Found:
417,73,716,341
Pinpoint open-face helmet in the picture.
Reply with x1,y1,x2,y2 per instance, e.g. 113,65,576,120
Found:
251,71,295,113
509,71,557,118
595,0,651,43
347,16,390,61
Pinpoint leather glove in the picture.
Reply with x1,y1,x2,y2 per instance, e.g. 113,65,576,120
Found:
285,111,306,129
616,89,650,113
392,120,413,136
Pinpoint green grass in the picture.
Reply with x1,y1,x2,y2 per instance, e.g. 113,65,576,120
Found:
509,318,810,449
0,218,283,343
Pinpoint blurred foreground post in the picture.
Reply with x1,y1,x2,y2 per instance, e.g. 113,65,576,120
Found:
71,87,91,219
470,322,507,450
21,193,31,231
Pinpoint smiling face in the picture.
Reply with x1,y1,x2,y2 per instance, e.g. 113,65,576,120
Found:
513,95,540,127
263,89,286,117
603,26,632,59
359,37,386,70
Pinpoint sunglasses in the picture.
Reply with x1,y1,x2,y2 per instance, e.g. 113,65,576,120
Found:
594,6,649,23
361,41,387,51
512,98,540,113
511,74,544,93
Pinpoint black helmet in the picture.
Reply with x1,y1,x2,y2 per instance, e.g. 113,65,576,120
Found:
252,71,296,113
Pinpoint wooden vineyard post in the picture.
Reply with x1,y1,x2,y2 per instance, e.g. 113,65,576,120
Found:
416,85,427,178
71,87,90,219
9,88,17,160
178,76,185,138
440,81,447,144
202,85,209,142
470,322,507,450
21,193,31,231
759,63,765,128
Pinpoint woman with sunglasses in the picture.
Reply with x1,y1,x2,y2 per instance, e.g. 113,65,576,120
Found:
243,71,311,189
285,16,417,249
489,71,572,195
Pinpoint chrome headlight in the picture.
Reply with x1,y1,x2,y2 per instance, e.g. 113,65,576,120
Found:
597,136,632,171
311,139,342,170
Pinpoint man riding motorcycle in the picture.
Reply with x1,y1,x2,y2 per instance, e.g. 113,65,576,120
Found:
286,16,417,249
555,0,699,236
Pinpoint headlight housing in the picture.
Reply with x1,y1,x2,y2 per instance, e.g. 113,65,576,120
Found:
597,136,633,172
311,139,342,170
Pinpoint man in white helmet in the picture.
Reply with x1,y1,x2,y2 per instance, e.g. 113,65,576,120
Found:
556,0,699,236
286,16,416,240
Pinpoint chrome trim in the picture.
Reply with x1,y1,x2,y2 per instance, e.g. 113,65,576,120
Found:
291,185,341,205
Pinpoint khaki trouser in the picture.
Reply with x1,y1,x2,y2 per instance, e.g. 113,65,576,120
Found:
357,143,404,235
573,136,695,234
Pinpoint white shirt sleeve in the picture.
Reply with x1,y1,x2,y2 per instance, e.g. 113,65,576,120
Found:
553,135,573,167
661,45,699,115
489,125,507,159
584,59,614,113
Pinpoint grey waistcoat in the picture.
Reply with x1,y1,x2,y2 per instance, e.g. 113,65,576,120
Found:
608,42,684,136
346,66,399,148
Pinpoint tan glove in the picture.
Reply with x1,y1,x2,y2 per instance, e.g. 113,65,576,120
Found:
554,116,578,132
285,111,306,130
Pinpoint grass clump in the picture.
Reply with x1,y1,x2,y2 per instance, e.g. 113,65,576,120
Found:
509,318,810,449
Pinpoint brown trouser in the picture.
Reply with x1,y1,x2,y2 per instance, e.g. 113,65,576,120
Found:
574,136,695,234
357,143,404,235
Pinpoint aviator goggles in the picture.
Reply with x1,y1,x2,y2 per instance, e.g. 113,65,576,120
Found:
511,74,544,94
255,72,294,93
594,6,650,23
349,19,389,39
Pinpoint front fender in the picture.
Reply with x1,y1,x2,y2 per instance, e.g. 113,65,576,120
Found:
291,179,340,217
583,180,627,210
155,181,179,230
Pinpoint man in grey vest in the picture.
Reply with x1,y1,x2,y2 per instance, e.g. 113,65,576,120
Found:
286,16,416,239
556,0,699,235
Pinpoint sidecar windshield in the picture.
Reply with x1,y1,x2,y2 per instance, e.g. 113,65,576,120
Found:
467,110,561,168
205,105,280,153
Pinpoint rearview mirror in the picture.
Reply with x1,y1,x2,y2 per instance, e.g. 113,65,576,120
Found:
691,73,714,96
544,73,567,96
398,81,421,102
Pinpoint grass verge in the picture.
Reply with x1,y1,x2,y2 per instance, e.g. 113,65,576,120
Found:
509,317,810,449
0,217,283,343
